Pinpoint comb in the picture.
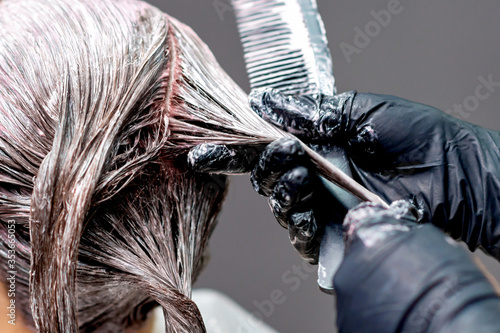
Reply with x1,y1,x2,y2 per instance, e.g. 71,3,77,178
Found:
233,0,335,96
232,0,364,294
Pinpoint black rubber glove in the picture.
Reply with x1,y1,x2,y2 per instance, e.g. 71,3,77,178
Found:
336,201,500,333
189,89,500,261
188,137,338,263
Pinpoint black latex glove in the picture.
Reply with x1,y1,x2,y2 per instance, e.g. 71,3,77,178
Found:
336,201,500,333
188,138,338,263
189,89,500,261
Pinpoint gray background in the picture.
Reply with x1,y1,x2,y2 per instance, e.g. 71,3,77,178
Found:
149,1,500,332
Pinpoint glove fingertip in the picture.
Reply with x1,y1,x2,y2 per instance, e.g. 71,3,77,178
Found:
251,138,306,196
249,87,286,110
289,211,320,263
188,144,258,174
268,196,289,229
273,166,314,207
187,143,222,171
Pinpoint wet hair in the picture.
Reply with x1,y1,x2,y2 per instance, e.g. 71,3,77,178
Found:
0,0,238,331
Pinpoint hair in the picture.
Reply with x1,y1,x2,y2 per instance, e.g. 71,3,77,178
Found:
0,0,376,331
0,0,249,331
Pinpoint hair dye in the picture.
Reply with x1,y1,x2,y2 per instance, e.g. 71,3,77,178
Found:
0,0,374,332
0,0,234,331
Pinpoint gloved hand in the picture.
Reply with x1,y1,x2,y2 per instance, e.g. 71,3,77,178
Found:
335,201,500,333
188,137,336,263
188,89,500,261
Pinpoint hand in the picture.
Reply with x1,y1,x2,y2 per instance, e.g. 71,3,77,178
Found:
248,88,500,259
188,137,343,264
189,88,500,260
335,201,500,333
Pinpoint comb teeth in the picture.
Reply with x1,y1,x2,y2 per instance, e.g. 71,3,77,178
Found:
232,0,336,96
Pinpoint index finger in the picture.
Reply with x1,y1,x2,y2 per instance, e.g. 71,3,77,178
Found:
187,143,263,174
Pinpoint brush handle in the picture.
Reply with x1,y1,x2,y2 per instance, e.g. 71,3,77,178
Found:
300,142,388,294
302,143,389,208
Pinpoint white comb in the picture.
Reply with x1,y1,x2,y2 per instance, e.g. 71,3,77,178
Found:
233,0,336,96
232,0,375,294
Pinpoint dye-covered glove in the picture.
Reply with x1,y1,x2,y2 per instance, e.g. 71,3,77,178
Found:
335,201,500,333
188,137,333,263
188,89,500,262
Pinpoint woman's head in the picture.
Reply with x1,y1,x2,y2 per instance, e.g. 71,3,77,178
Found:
0,0,234,331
